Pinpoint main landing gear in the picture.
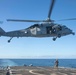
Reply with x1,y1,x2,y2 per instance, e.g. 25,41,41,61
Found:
53,37,57,41
8,37,13,43
52,34,61,41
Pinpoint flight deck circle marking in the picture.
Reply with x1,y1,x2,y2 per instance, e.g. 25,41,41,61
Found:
29,70,46,75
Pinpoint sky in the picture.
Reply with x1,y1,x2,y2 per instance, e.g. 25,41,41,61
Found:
0,0,76,59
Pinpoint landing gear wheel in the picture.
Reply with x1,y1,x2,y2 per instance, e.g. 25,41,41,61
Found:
8,40,10,43
58,34,61,38
8,37,13,43
53,38,56,41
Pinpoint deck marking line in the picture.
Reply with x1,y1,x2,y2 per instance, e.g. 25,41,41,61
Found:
29,70,45,75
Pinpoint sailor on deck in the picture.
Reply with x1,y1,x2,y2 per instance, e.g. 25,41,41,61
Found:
54,59,59,68
6,66,12,75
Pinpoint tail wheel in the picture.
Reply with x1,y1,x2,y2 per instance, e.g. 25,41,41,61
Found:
8,40,10,43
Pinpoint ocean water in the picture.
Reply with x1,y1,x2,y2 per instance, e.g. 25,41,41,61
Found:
0,59,76,68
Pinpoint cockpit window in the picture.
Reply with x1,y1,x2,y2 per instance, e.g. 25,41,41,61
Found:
63,25,68,29
63,25,66,27
63,25,67,28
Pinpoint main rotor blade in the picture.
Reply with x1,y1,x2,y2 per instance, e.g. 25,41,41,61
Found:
57,18,76,21
48,0,55,19
7,19,54,22
7,19,44,22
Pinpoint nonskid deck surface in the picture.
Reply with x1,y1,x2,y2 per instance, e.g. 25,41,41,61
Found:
0,66,76,75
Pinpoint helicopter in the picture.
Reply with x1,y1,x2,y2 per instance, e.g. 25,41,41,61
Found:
0,0,75,43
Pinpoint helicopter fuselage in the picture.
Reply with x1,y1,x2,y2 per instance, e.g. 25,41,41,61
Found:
1,23,74,38
0,22,75,43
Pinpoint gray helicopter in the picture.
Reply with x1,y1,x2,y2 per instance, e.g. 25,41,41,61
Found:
0,0,75,43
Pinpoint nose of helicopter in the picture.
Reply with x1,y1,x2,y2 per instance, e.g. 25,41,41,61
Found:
68,29,75,35
72,32,75,35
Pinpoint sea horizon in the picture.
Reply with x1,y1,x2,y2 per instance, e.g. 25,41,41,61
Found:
0,59,76,68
